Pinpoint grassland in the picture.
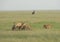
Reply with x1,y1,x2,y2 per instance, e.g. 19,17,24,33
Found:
0,10,60,42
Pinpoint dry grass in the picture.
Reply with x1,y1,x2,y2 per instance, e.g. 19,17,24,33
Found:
0,10,60,42
0,29,60,42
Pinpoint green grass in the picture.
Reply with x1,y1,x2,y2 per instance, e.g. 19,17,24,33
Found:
0,30,60,42
0,10,60,42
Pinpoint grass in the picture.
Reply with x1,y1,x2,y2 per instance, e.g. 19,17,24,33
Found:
0,10,60,42
0,30,60,42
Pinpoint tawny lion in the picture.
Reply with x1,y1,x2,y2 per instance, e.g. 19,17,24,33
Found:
43,24,52,29
12,22,31,30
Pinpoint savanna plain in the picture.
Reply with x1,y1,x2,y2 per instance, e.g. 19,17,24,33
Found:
0,10,60,42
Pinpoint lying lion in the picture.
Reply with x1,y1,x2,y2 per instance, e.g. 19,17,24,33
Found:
12,22,31,31
43,24,52,29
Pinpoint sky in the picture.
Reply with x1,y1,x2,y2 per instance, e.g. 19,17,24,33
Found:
0,0,60,11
